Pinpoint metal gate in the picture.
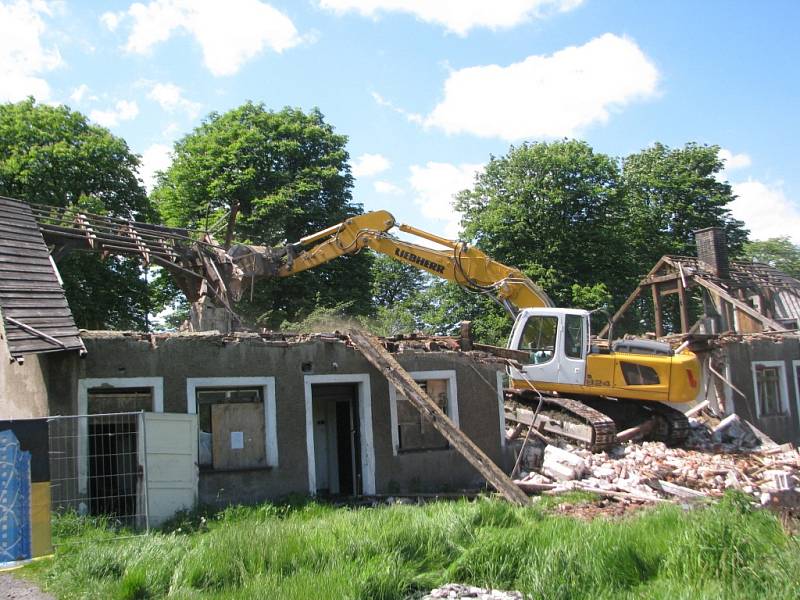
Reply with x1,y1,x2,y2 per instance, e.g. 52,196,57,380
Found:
47,412,149,535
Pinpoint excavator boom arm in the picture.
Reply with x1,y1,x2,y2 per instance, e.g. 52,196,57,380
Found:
237,210,553,315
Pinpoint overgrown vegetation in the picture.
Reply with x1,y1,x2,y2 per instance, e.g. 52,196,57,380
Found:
22,494,800,599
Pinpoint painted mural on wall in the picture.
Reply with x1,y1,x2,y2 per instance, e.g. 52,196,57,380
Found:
0,420,51,566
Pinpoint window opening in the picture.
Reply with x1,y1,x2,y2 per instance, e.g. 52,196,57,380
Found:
516,315,558,364
196,387,265,470
88,387,152,414
397,380,449,452
564,314,584,359
755,366,785,417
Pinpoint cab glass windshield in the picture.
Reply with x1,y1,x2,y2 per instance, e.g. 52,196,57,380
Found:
517,315,558,364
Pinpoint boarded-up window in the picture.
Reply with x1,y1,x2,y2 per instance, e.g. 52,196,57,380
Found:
397,379,449,452
196,388,265,470
755,366,786,417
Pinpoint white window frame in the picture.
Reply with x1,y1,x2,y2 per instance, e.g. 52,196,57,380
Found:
186,377,278,468
497,370,506,449
751,361,790,418
77,377,164,495
388,369,458,456
304,373,375,496
793,360,800,426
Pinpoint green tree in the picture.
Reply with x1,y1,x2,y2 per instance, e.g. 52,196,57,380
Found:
153,102,373,327
742,237,800,279
0,98,154,329
622,143,748,263
455,140,627,307
370,254,428,307
418,140,751,341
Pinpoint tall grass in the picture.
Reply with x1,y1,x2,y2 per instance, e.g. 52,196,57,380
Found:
22,493,800,599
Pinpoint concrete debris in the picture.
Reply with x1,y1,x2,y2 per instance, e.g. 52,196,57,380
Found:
542,445,586,481
712,414,759,447
512,415,800,507
422,584,524,600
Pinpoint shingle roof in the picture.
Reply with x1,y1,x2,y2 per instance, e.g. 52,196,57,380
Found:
0,196,84,359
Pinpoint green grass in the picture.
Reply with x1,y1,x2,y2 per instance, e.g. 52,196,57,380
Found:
20,493,800,599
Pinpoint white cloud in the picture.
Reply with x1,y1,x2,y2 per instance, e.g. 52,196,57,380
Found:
139,143,173,192
719,148,751,171
89,100,139,128
374,180,402,195
111,0,301,76
162,122,181,138
409,161,483,239
371,91,423,124
424,33,659,140
352,153,390,177
717,147,752,182
320,0,584,36
0,0,62,102
100,10,124,31
69,83,89,104
730,180,800,244
146,82,201,117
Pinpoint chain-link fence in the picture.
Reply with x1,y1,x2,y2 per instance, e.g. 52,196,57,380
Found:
48,412,149,536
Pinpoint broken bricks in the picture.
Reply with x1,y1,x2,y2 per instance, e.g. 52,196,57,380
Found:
512,416,800,506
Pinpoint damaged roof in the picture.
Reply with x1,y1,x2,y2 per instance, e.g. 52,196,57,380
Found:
662,255,800,327
0,196,84,359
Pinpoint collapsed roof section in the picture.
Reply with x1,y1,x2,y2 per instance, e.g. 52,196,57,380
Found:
604,253,800,338
0,197,85,360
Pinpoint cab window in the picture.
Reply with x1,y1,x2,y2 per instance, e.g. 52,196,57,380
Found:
564,314,584,359
517,315,558,364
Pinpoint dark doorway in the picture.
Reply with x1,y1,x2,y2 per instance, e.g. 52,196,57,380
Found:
87,415,139,525
311,384,361,496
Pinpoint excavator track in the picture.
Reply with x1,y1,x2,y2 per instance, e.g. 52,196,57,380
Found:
506,390,691,451
505,389,617,452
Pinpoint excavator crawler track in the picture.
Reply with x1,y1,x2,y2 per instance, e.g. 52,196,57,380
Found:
505,390,691,451
505,389,617,452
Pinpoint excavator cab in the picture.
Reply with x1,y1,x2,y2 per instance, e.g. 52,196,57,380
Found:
509,308,590,388
508,308,701,404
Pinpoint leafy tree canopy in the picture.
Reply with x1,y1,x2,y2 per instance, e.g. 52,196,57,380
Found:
0,98,154,329
622,142,748,260
742,237,800,279
424,140,749,341
455,139,627,308
153,102,373,327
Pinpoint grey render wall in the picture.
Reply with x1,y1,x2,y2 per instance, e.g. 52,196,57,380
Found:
725,336,800,444
0,319,77,419
69,333,505,506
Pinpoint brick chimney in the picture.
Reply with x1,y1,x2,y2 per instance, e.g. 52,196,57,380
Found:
694,227,729,279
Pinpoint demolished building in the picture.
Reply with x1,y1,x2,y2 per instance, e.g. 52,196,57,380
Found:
605,226,800,445
2,194,799,526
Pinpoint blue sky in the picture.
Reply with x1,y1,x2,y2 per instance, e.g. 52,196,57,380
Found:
1,0,798,243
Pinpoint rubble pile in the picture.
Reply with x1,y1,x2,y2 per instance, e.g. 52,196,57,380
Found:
511,414,800,507
422,584,524,600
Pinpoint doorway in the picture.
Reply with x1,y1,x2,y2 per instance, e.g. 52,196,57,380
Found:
311,384,361,496
86,388,152,525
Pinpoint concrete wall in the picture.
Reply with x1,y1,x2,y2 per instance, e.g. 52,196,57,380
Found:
0,319,78,419
725,336,800,444
67,332,505,506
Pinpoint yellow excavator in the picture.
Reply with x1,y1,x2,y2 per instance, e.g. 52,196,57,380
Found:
229,210,702,449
